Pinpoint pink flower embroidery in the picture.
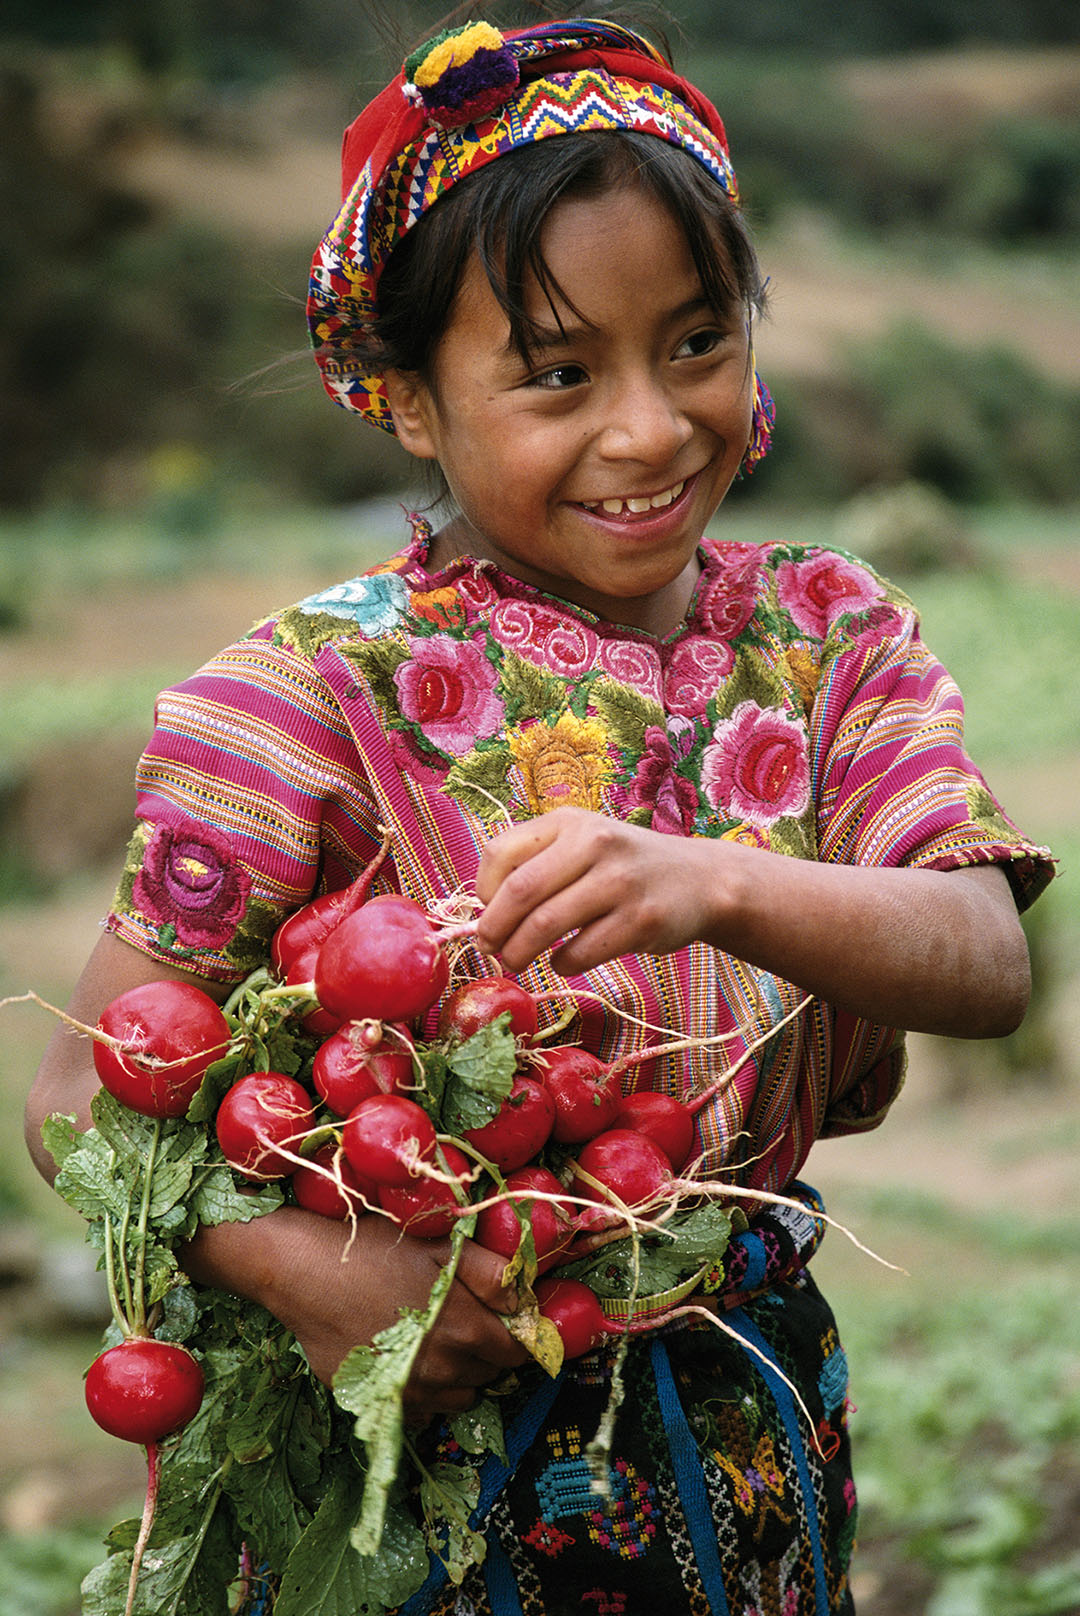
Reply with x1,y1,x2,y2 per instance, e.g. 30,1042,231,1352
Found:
455,566,498,614
701,701,811,827
775,552,884,639
387,727,447,787
597,638,662,701
698,545,762,639
132,817,250,949
851,601,907,646
393,634,504,752
631,726,699,835
663,636,735,717
491,599,599,677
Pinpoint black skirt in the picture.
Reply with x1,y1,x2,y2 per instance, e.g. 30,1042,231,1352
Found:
401,1186,858,1616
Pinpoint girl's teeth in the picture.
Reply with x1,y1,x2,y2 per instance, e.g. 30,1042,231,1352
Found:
590,481,684,516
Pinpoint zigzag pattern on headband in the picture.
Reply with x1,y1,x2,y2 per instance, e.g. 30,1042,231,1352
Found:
308,67,738,431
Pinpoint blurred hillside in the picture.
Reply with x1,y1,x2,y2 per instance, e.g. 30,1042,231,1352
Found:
1,1,1079,514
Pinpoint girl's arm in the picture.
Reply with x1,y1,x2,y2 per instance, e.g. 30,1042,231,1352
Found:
25,932,527,1422
473,808,1030,1039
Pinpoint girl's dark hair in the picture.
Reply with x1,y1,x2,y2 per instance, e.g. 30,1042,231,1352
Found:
367,130,768,386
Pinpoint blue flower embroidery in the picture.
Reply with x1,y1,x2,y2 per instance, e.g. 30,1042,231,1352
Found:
297,573,409,635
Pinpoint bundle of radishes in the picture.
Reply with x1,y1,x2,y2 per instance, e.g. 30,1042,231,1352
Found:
21,840,822,1614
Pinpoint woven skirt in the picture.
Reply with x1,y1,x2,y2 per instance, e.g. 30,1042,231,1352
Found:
401,1188,859,1616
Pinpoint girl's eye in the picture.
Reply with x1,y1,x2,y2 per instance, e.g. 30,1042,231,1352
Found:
531,363,588,391
674,327,725,360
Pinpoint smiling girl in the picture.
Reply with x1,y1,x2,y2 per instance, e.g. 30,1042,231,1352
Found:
27,15,1054,1613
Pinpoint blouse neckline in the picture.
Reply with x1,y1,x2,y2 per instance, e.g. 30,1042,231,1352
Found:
394,511,721,649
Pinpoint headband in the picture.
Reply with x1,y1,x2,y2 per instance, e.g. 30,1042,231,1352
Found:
306,18,773,471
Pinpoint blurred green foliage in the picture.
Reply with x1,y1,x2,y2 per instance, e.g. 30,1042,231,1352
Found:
761,324,1080,506
5,1,1079,71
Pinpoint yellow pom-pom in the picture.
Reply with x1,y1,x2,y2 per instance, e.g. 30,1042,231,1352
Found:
411,22,507,89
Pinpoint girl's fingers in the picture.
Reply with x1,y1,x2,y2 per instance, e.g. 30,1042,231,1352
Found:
477,812,625,960
475,816,564,903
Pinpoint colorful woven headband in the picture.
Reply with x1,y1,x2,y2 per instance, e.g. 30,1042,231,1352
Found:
307,18,773,471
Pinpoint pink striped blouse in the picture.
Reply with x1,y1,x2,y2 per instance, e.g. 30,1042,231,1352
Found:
107,519,1053,1191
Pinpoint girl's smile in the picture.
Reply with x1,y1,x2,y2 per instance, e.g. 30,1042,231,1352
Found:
386,184,754,638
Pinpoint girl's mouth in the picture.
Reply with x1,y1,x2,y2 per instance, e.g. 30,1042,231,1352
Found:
578,478,687,518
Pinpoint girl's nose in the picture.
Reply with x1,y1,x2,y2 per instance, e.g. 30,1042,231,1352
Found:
595,373,693,466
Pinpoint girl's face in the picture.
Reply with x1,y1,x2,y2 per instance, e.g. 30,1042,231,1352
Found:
386,183,754,637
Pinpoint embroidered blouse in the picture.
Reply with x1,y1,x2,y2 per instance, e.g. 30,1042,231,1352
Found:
106,519,1053,1192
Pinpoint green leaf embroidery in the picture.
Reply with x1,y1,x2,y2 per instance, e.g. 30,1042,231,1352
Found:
348,637,410,717
709,650,789,726
443,746,515,821
590,677,664,755
497,648,569,726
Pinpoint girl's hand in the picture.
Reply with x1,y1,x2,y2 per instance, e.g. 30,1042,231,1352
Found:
188,1206,529,1425
476,807,1031,1040
475,807,730,975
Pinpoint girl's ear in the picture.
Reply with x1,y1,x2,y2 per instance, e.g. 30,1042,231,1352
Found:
384,370,439,460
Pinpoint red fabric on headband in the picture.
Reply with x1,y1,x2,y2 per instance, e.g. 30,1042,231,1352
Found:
339,36,731,203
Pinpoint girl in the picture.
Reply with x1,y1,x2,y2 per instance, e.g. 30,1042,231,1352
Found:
26,16,1053,1614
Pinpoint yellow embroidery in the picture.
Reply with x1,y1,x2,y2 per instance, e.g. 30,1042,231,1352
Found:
782,644,822,714
509,712,613,814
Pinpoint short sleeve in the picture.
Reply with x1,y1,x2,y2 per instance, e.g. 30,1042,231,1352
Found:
105,627,384,983
811,609,1054,910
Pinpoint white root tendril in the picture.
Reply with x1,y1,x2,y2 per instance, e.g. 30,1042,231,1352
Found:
0,991,232,1072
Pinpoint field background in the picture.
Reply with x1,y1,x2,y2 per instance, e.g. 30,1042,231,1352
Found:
1,4,1078,1613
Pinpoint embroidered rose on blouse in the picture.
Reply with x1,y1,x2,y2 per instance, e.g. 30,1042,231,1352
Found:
393,634,504,752
663,635,735,717
509,712,612,814
775,552,883,639
849,601,908,646
700,701,811,827
455,566,499,614
597,638,662,703
387,727,448,787
697,545,762,640
132,818,251,949
297,573,409,635
630,725,699,835
490,600,599,678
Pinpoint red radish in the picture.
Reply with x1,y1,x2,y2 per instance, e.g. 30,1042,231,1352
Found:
313,895,449,1024
473,1166,574,1273
532,1045,621,1144
284,942,343,1037
341,1092,438,1188
93,981,230,1118
216,1071,315,1181
534,1276,613,1360
462,1075,555,1172
84,1337,205,1445
272,888,351,979
611,1091,696,1171
269,831,394,977
570,1128,674,1217
438,976,539,1044
85,1337,205,1616
292,1143,378,1220
377,1142,472,1238
312,1021,415,1116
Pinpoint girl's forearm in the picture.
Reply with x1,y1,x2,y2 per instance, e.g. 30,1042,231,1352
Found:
706,848,1029,1039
